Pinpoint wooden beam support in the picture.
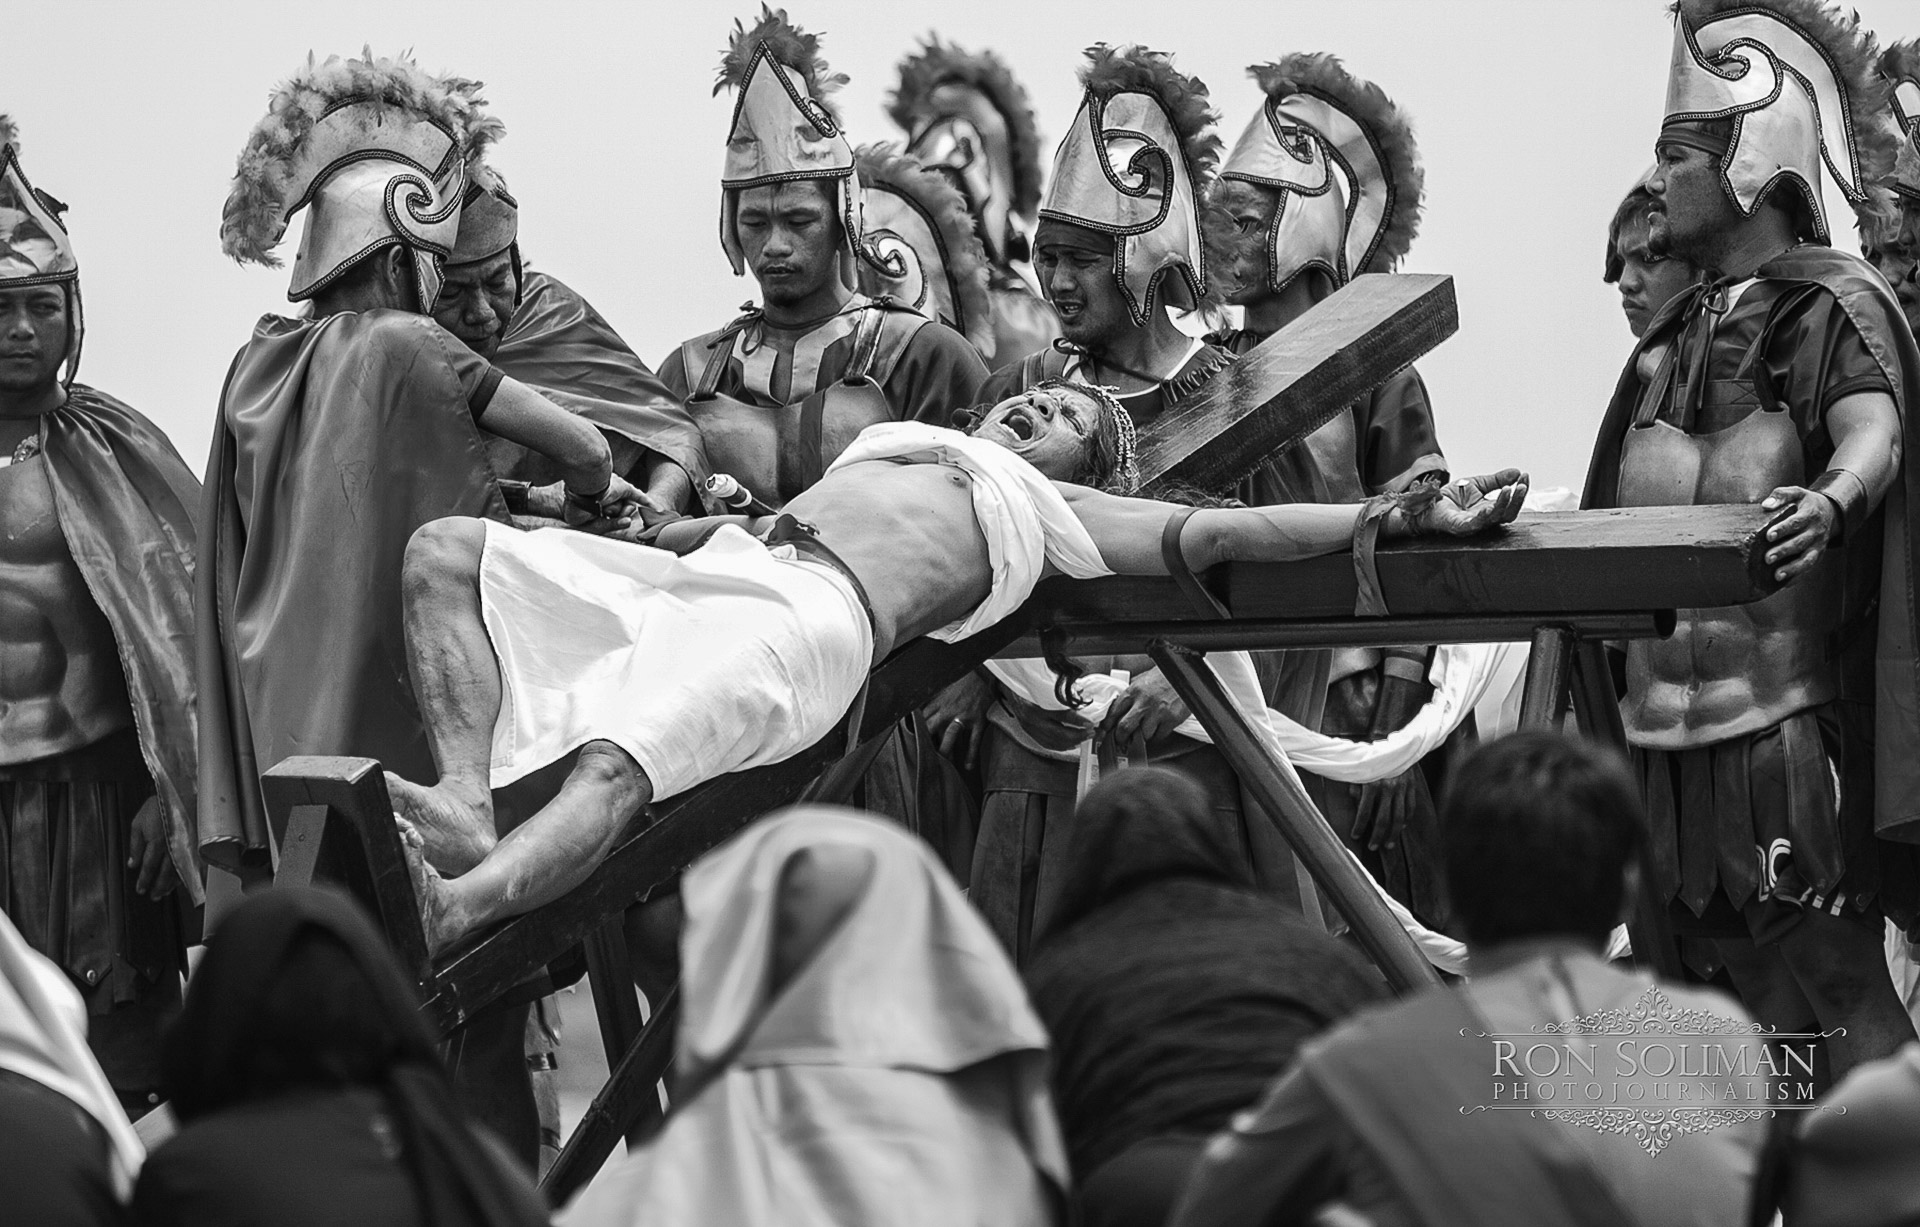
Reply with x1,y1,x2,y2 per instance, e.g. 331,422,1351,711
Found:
1137,273,1458,492
1518,626,1575,732
540,985,679,1206
998,610,1669,658
1028,505,1778,632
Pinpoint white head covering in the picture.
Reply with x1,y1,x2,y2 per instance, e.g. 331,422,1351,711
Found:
0,910,143,1199
560,807,1068,1227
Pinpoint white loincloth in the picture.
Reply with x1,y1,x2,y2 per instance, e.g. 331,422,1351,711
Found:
826,422,1115,639
479,523,873,799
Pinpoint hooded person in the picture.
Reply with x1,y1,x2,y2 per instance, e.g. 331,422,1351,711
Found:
977,44,1235,430
132,887,548,1227
1203,54,1457,930
0,906,145,1223
1023,767,1382,1227
198,51,642,1161
1865,40,1920,335
1581,0,1920,1080
557,807,1068,1227
434,148,709,519
657,6,988,514
0,115,201,1117
887,37,1061,369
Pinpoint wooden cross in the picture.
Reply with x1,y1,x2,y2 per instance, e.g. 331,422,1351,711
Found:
261,275,1773,1200
1137,273,1457,492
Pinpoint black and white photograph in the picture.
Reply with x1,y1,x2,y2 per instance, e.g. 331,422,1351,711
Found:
4,1,1920,1223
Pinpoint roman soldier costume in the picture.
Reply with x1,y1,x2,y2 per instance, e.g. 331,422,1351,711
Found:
199,53,512,872
854,143,996,361
1584,0,1920,937
1210,55,1453,922
976,45,1235,428
887,37,1059,368
449,158,708,499
658,7,987,511
0,116,201,1109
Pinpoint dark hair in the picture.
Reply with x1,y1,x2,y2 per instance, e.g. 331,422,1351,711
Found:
1043,766,1251,938
1604,186,1659,284
225,928,414,1100
1441,732,1645,947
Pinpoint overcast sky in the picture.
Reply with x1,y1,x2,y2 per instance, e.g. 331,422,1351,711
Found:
10,0,1914,492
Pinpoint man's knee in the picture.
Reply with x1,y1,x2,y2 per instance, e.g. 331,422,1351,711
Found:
404,517,487,598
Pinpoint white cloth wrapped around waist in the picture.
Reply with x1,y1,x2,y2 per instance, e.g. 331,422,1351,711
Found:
478,523,874,799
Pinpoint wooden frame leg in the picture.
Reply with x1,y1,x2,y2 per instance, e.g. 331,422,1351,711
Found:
581,920,656,1149
1517,626,1575,731
1568,641,1684,980
260,756,432,986
540,985,680,1206
1148,641,1441,995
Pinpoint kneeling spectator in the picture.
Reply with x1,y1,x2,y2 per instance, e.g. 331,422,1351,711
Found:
1023,767,1383,1227
131,889,547,1227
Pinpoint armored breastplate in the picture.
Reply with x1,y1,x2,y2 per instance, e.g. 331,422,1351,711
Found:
1615,378,1842,746
687,305,914,508
0,454,133,764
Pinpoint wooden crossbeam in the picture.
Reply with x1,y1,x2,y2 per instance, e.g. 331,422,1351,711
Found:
1138,273,1459,492
1014,504,1777,644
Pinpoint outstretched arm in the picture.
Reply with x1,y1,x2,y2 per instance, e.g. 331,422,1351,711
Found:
475,376,616,496
1061,471,1529,576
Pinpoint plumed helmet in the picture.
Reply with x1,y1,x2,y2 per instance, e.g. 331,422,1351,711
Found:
1882,40,1920,203
714,6,865,280
0,115,84,382
220,50,494,311
1662,0,1897,242
1038,44,1221,327
854,143,995,356
1216,54,1423,295
888,37,1044,265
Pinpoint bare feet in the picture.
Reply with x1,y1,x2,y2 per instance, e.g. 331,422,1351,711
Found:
387,773,495,874
396,819,465,956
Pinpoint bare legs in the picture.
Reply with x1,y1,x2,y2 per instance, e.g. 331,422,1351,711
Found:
391,518,656,952
391,517,505,872
402,740,653,952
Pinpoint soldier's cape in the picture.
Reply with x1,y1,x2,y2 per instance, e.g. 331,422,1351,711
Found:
491,268,709,487
196,312,508,870
41,388,203,902
1582,247,1920,900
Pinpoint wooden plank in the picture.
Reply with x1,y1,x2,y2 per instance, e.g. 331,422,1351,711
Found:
1138,273,1458,492
260,758,432,985
1518,626,1574,731
1027,504,1778,630
541,985,679,1206
997,611,1671,658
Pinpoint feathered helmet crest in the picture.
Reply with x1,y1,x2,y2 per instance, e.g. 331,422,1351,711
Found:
447,97,525,305
1663,0,1896,242
0,114,85,384
220,50,489,311
855,143,995,355
714,6,866,280
1215,54,1423,296
888,37,1043,264
1038,45,1222,326
1882,40,1920,202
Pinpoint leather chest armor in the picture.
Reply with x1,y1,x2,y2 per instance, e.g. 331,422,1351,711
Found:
0,452,132,764
1615,349,1842,748
683,303,925,508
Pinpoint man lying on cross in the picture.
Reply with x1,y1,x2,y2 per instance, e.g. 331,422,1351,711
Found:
386,382,1528,951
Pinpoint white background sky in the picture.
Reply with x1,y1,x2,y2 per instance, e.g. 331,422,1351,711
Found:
12,0,1916,492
